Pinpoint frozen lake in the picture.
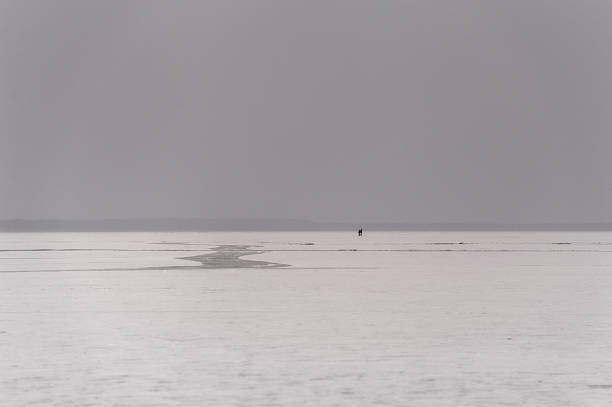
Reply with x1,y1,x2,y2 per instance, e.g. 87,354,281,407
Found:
2,231,612,406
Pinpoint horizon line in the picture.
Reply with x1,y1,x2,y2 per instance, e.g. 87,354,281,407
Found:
2,218,612,232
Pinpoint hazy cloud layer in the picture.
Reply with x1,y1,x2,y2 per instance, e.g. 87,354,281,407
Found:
1,1,611,223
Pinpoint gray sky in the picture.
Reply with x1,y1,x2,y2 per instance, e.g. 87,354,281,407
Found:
1,1,611,223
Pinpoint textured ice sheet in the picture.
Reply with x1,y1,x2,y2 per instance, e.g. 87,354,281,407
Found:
2,231,612,406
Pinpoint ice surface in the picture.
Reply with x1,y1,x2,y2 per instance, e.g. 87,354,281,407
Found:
2,231,612,406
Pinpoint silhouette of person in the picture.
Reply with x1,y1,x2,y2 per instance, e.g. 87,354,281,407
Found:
358,228,363,236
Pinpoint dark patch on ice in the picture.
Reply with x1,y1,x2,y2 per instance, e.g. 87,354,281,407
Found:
178,245,288,269
426,242,472,245
552,242,572,245
588,384,612,389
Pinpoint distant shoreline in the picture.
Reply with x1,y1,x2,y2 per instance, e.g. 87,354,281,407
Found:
2,219,612,232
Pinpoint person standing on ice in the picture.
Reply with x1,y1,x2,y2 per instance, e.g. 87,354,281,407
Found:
358,228,363,236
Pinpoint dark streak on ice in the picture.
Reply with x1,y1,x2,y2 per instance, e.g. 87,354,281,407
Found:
178,245,288,269
0,245,288,273
588,384,612,389
425,242,472,245
0,249,200,252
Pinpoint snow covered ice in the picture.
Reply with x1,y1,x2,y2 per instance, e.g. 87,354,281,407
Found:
2,231,612,406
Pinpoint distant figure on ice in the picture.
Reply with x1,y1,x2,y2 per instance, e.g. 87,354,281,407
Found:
358,228,363,236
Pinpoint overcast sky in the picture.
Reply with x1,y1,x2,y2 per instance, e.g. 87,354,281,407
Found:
1,1,611,223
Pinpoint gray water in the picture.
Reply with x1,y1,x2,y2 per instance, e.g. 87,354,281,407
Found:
2,231,612,406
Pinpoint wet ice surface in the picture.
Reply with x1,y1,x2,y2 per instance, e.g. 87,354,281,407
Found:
2,231,612,406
